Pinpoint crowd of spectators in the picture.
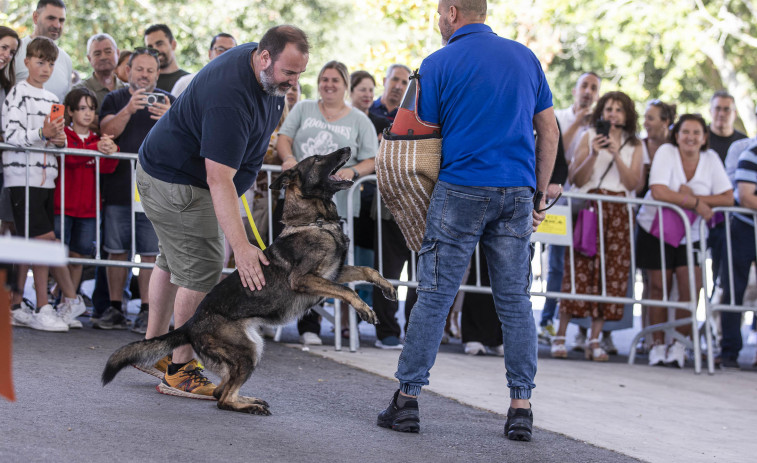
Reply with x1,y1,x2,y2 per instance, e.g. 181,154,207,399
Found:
2,0,756,370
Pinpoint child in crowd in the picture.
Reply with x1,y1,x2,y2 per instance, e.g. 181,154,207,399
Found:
1,37,86,332
54,87,118,297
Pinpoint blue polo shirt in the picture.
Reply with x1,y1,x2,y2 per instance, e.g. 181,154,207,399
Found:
138,42,285,196
417,24,553,188
369,98,397,122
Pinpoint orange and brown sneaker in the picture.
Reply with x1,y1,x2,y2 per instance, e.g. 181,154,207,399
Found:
133,354,172,379
156,359,217,400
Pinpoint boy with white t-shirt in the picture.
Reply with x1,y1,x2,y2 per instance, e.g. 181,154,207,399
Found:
2,36,86,332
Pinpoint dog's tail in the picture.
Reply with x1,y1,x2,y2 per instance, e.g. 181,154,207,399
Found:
101,327,190,386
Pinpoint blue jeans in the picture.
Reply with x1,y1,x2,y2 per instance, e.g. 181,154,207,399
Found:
54,215,96,256
540,244,565,326
396,181,537,399
719,217,754,360
103,205,159,256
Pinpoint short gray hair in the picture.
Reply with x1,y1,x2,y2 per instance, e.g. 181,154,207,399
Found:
385,63,411,80
441,0,487,18
86,33,117,55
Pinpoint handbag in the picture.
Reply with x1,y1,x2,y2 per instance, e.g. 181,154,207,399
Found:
649,208,697,247
375,71,441,252
573,203,598,257
571,157,615,257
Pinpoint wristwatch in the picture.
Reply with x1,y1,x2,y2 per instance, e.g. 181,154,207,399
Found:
350,167,360,179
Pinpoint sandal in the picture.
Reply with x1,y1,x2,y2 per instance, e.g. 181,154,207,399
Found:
550,336,567,359
585,338,609,362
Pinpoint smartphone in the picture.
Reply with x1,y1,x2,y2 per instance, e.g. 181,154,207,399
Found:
50,103,65,122
595,119,611,138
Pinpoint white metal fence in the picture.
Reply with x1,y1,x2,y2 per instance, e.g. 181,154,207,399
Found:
3,142,754,373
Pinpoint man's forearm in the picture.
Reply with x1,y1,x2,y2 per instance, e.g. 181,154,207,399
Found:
100,107,131,139
208,178,250,252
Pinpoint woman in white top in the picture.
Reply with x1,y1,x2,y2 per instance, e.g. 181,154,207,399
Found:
638,100,676,197
635,114,733,367
552,91,644,362
276,60,378,345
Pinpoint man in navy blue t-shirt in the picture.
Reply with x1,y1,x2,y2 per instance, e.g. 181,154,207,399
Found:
376,0,558,440
97,48,175,331
135,25,309,400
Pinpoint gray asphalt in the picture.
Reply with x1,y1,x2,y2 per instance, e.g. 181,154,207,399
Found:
1,326,641,463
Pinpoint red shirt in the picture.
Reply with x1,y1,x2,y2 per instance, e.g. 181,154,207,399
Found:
54,127,119,217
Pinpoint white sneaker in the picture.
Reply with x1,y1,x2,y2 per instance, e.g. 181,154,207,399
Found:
600,335,618,355
300,332,323,346
648,344,667,366
11,302,35,327
572,331,587,352
464,341,486,356
57,296,86,328
664,341,686,368
746,330,757,346
490,344,505,356
28,304,69,332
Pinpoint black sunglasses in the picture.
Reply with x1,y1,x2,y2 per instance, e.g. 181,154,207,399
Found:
133,47,159,56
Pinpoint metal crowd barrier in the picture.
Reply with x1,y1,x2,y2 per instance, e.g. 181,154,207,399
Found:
4,143,739,372
700,207,757,374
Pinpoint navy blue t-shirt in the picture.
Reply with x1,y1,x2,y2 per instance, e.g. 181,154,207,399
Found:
138,42,285,196
417,24,553,188
100,87,175,205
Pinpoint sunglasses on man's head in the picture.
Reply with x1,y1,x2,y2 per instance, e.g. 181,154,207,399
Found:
133,47,159,56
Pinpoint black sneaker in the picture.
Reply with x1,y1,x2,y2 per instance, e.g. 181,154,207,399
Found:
719,357,741,370
504,406,533,441
92,306,128,330
377,390,420,433
131,310,148,334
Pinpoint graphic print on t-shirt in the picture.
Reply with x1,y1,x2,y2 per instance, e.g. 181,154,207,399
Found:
300,131,338,158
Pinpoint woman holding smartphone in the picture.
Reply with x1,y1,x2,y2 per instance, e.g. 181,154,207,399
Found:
551,91,644,361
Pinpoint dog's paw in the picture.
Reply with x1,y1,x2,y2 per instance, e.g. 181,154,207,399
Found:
248,405,272,416
358,309,379,325
382,284,398,301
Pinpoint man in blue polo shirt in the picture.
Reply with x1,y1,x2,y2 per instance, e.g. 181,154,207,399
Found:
135,25,309,400
718,145,757,369
376,0,558,440
368,63,411,123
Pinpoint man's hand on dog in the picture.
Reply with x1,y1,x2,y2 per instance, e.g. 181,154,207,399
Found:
236,244,269,290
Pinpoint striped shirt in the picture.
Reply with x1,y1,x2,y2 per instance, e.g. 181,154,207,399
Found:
1,80,61,188
734,146,757,226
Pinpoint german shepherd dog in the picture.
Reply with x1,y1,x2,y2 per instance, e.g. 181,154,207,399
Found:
102,147,397,415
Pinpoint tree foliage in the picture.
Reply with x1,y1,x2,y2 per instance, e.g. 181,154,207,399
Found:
2,0,755,134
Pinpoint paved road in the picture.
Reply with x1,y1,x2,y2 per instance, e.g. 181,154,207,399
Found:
0,327,640,463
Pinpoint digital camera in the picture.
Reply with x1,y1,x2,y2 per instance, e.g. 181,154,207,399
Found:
144,93,166,106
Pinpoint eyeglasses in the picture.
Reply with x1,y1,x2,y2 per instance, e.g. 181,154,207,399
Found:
211,46,230,54
133,47,159,57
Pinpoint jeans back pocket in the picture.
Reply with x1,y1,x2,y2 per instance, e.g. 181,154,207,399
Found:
440,190,490,240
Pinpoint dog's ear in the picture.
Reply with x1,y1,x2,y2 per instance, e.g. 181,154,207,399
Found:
270,170,295,191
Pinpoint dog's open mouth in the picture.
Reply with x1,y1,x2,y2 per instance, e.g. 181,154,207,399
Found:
328,159,351,183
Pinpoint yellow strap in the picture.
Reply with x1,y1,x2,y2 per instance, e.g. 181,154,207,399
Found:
241,194,266,250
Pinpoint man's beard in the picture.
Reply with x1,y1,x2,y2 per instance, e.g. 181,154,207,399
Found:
259,63,289,97
158,53,170,70
45,27,61,40
131,79,156,92
440,18,453,46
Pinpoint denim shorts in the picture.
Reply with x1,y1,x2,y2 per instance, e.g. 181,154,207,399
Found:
54,215,96,256
136,162,224,293
103,204,159,255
